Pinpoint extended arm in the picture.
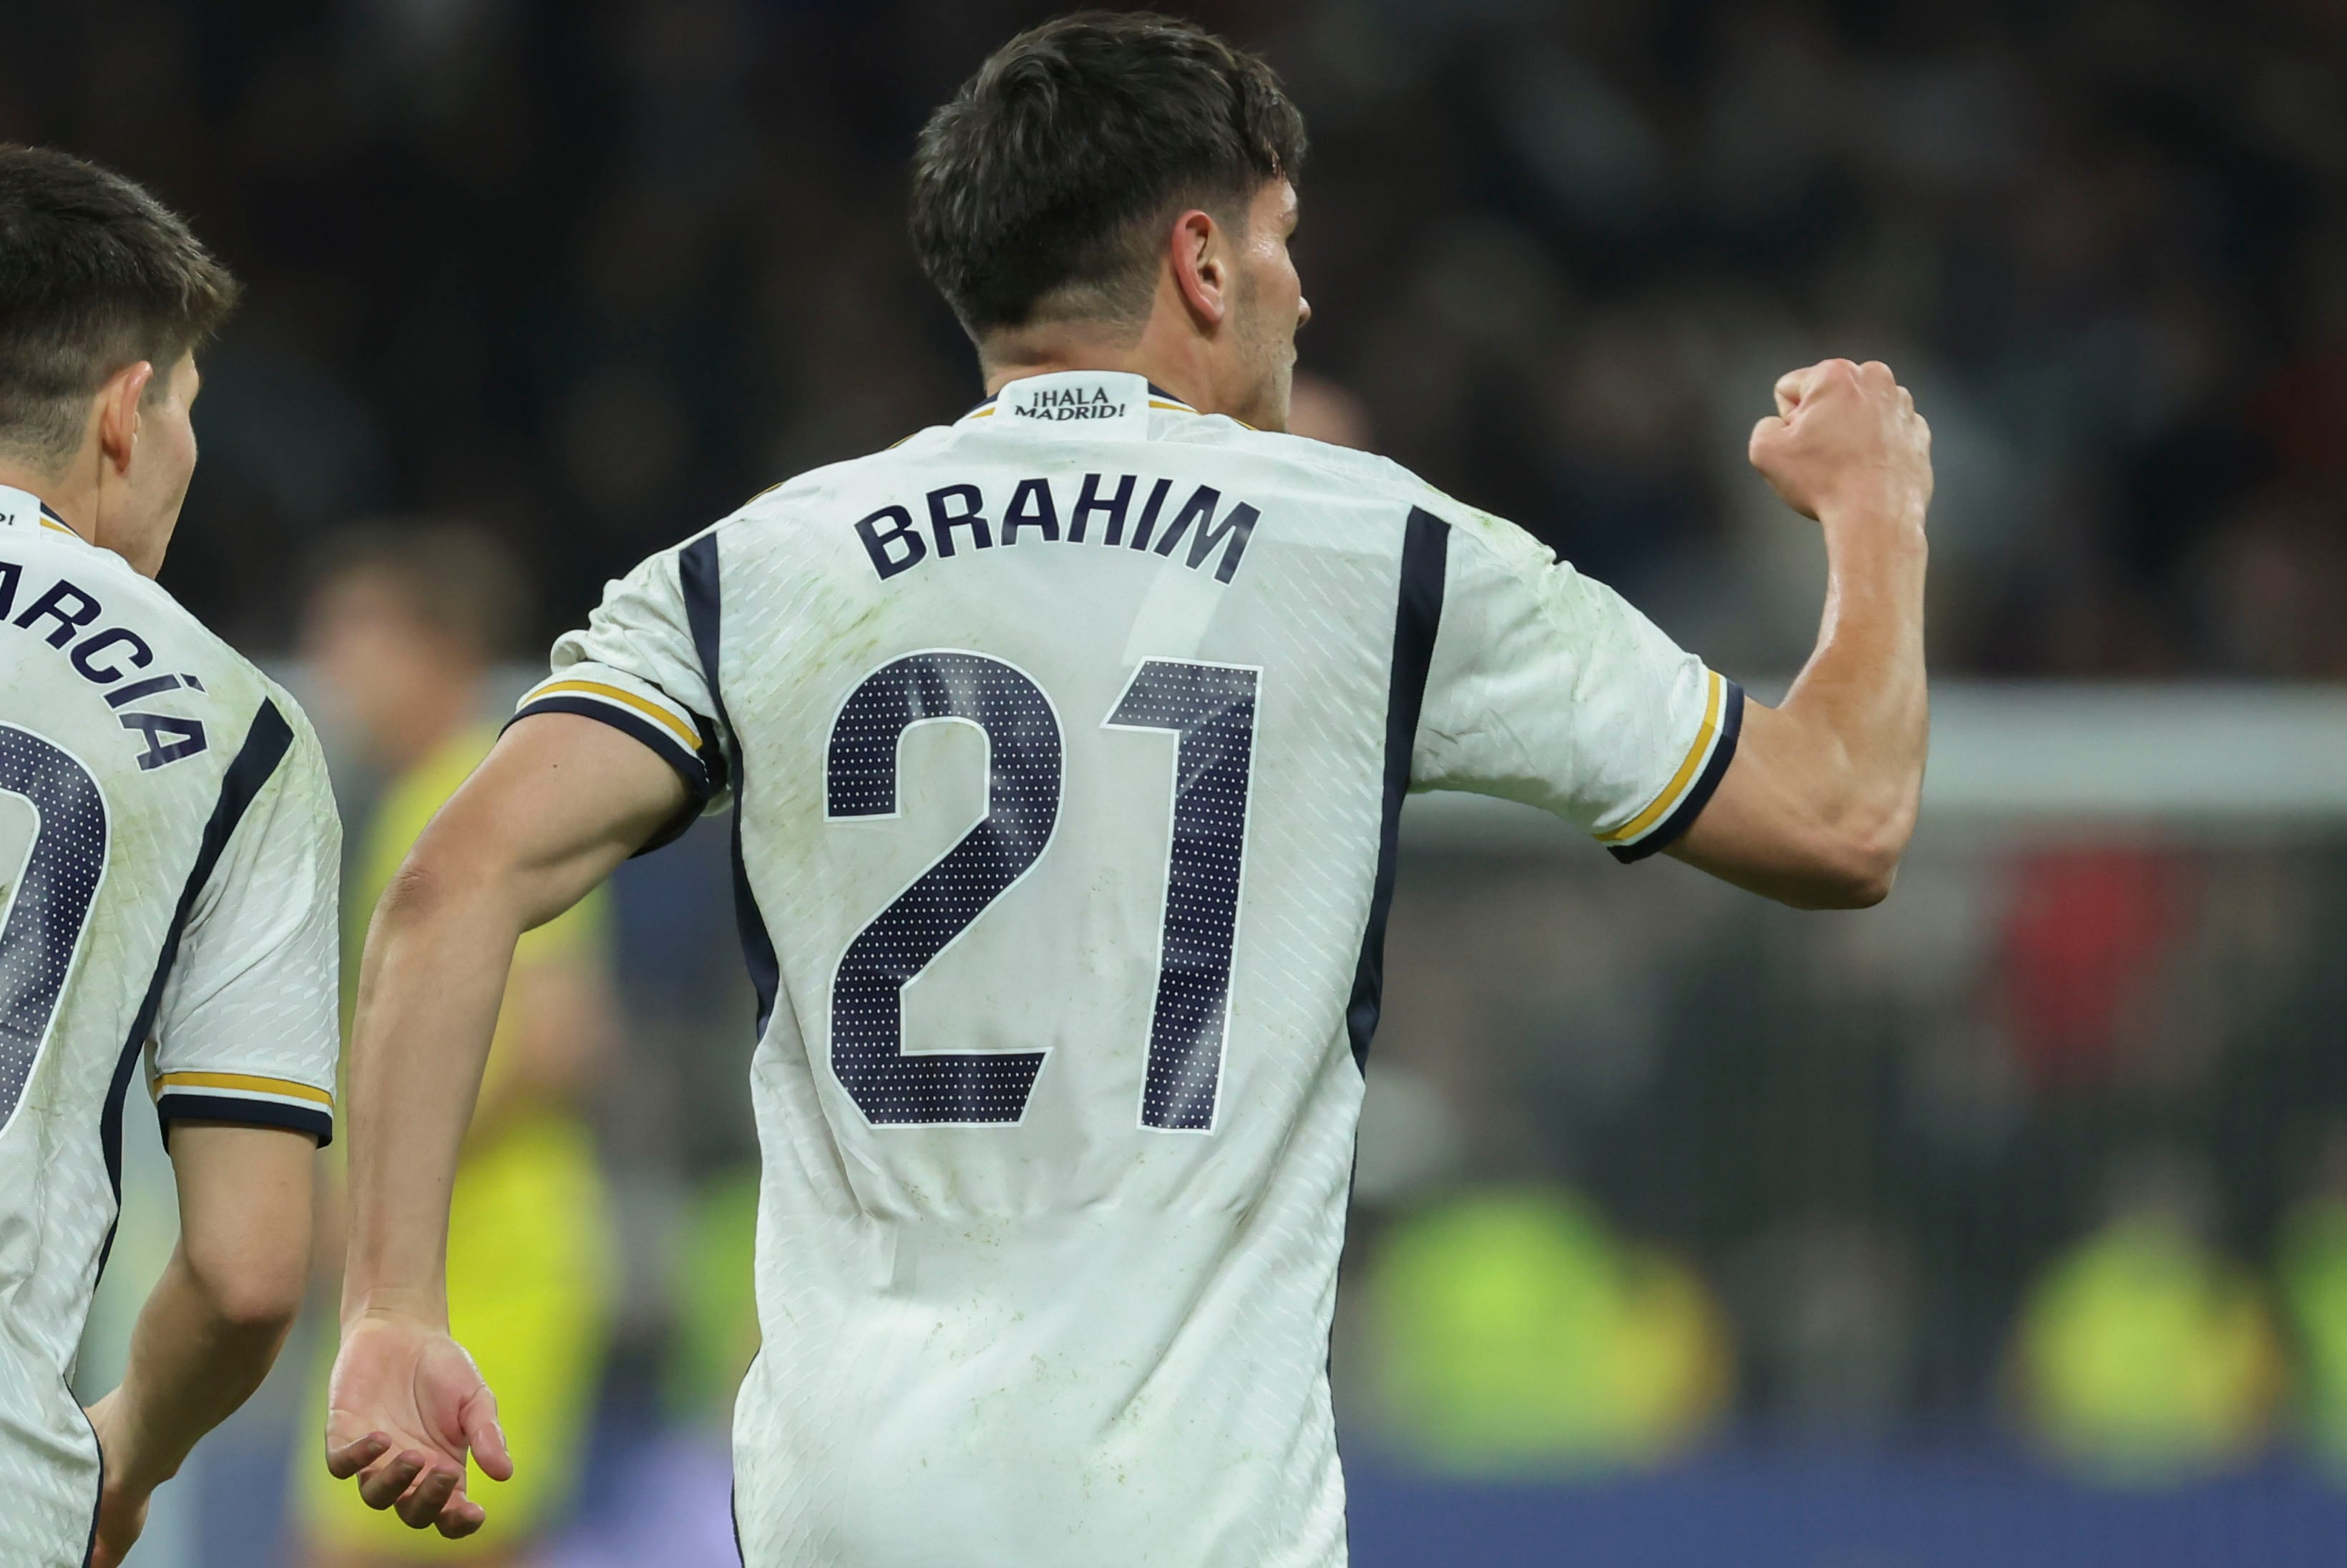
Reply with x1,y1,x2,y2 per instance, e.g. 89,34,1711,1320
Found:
1668,358,1932,908
84,1124,316,1568
327,713,685,1536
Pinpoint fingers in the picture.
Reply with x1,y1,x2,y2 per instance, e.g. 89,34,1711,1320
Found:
436,1496,489,1539
1771,367,1810,417
1774,358,1873,418
325,1431,391,1480
1752,356,1928,522
356,1450,486,1534
395,1463,463,1529
357,1449,431,1511
461,1385,514,1482
1772,357,1915,427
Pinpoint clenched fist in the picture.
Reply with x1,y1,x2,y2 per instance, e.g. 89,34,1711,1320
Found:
1748,358,1932,526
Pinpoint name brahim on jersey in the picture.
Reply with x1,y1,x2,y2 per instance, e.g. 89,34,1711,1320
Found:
854,470,1260,586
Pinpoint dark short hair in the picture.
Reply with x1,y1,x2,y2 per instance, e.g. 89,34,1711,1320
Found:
310,523,535,664
0,145,241,467
910,11,1306,338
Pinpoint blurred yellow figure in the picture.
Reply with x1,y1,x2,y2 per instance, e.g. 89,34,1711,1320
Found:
664,1170,763,1425
297,529,618,1568
2016,1180,2283,1485
1367,1187,1731,1473
2270,1127,2347,1474
2280,1194,2347,1472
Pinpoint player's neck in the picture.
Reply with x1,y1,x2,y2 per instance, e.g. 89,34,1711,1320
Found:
0,459,95,545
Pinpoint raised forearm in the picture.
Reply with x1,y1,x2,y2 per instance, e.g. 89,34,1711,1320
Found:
1775,499,1930,848
1672,359,1933,908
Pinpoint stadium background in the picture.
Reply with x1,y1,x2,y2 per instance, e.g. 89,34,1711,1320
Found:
16,0,2347,1562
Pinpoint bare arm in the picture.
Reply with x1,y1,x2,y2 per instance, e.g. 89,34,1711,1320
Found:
326,712,684,1537
1669,358,1932,909
84,1123,316,1568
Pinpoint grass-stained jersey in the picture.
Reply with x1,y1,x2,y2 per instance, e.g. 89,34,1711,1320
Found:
0,484,341,1566
512,372,1737,1567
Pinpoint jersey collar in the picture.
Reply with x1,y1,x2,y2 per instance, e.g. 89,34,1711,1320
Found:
960,373,1199,424
0,483,87,542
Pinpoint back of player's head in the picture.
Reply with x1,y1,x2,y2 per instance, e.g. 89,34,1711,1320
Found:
0,146,240,472
910,11,1306,340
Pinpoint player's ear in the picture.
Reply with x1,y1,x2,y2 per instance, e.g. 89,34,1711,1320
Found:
93,359,155,477
1168,208,1230,331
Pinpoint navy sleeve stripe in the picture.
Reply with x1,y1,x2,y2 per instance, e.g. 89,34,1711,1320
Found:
509,695,712,855
155,1092,333,1145
1609,680,1745,863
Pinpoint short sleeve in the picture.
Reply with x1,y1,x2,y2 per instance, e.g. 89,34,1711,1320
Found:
1412,505,1742,863
509,542,729,852
151,701,343,1144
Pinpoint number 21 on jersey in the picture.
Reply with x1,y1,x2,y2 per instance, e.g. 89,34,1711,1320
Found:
825,652,1257,1134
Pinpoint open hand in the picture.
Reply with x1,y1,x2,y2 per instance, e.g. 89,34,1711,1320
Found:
1748,358,1932,525
323,1309,511,1538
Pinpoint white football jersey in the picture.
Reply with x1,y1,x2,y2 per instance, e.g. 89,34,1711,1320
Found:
518,373,1738,1568
0,486,341,1567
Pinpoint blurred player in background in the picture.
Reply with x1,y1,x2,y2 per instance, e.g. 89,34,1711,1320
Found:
293,526,618,1568
0,147,345,1567
322,14,1931,1564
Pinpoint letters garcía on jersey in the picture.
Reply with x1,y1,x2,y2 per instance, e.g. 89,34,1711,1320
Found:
0,557,210,771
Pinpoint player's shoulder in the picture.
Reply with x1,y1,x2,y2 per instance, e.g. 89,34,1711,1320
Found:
1409,484,1565,582
253,667,331,770
208,665,336,843
119,567,323,748
1158,421,1523,534
652,445,914,564
137,623,329,802
33,534,265,678
1148,414,1418,495
1184,426,1561,577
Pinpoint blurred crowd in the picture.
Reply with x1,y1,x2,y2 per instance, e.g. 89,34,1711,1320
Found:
1353,834,2347,1489
31,0,2347,1560
7,0,2345,677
